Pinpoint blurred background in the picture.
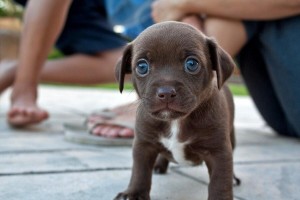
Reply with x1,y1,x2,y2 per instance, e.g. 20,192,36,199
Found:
0,0,246,95
0,0,22,60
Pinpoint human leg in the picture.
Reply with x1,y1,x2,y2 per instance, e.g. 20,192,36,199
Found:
8,0,72,126
0,49,122,94
0,60,16,94
204,17,247,57
236,17,300,137
180,15,247,57
40,49,122,84
238,40,297,137
7,0,131,130
256,17,300,137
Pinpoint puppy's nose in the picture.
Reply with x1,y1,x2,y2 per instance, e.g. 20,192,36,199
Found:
157,86,177,103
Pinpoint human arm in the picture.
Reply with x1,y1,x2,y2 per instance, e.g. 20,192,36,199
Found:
151,0,300,22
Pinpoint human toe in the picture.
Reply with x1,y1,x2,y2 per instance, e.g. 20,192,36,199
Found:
118,128,134,138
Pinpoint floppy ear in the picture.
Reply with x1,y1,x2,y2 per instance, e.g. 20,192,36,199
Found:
115,44,133,93
206,37,235,90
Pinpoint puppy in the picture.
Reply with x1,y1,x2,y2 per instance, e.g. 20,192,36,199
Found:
114,21,238,200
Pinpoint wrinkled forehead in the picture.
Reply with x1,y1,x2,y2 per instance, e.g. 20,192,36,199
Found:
132,22,207,61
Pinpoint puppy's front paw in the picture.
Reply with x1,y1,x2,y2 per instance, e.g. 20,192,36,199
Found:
114,191,150,200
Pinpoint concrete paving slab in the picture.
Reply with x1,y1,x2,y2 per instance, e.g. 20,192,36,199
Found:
0,134,81,152
0,147,132,175
234,128,300,163
175,162,300,200
1,127,298,174
235,162,300,200
0,169,210,200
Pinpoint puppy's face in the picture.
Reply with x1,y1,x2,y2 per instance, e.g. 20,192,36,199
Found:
116,22,235,120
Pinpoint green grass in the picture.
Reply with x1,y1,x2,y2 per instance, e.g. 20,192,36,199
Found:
48,48,64,59
228,84,249,96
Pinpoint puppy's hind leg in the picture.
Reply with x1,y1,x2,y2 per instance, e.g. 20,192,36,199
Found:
154,154,169,174
231,129,241,186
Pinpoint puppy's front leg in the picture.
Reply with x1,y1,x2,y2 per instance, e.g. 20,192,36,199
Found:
205,148,233,200
114,141,158,200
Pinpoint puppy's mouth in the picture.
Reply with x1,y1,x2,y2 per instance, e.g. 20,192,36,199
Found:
150,105,187,120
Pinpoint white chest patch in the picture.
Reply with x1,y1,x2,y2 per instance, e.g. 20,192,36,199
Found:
160,120,192,166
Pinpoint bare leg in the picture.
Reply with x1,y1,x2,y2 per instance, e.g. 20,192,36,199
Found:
41,50,122,84
8,0,72,126
0,50,122,93
204,17,247,57
181,15,247,57
0,60,16,94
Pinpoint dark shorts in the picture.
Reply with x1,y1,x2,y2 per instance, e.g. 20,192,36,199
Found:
15,0,126,55
239,16,300,137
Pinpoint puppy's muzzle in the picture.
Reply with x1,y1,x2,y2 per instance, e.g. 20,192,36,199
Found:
156,86,177,103
150,85,188,120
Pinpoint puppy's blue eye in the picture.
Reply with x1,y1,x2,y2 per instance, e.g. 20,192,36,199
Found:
136,59,149,77
185,58,200,74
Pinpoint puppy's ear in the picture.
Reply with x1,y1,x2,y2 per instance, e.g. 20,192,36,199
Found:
206,38,235,90
115,44,133,93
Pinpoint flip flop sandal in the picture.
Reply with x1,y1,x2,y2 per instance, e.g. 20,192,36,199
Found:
85,108,135,132
64,110,134,146
89,109,117,120
85,109,117,131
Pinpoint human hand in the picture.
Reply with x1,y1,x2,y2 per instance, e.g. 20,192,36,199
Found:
151,0,187,22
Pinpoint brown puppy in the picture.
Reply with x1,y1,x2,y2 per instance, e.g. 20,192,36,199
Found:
114,21,237,200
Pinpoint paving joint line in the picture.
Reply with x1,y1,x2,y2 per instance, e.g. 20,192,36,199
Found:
0,167,132,177
0,166,201,177
235,159,300,165
0,148,103,154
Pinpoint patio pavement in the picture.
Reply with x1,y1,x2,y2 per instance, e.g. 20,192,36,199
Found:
0,86,299,200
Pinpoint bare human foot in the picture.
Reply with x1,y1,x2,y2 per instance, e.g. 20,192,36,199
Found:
7,85,49,127
87,103,137,138
1,60,48,127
